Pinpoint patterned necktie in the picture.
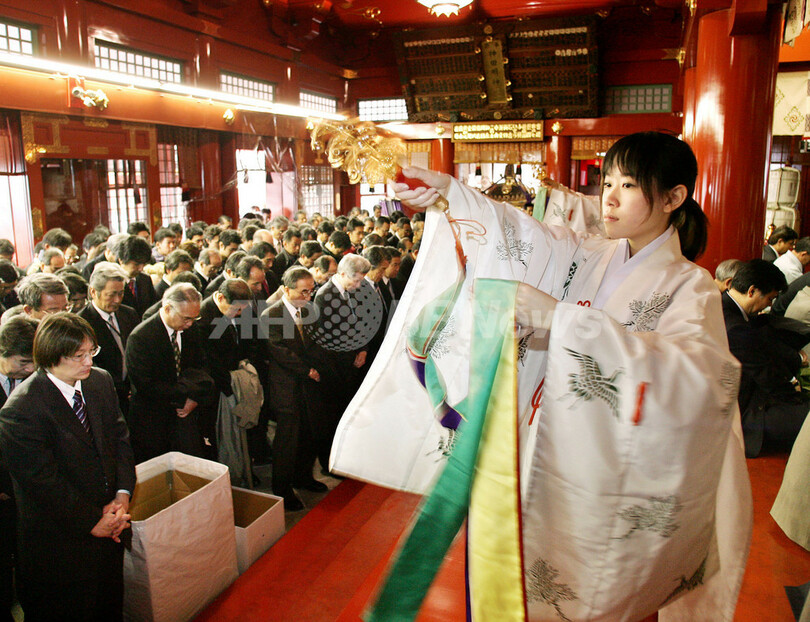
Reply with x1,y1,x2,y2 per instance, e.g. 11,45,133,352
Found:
129,279,137,297
72,389,91,433
6,378,16,396
171,331,182,376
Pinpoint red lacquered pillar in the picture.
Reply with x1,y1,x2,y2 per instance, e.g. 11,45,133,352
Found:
689,7,781,272
546,135,572,187
431,139,455,176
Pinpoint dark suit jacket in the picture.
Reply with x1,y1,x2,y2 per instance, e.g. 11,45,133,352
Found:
197,297,246,396
82,253,106,280
272,250,298,279
79,303,139,387
126,312,211,460
0,368,135,583
722,291,809,456
204,273,227,299
154,277,171,300
261,300,331,415
122,272,158,318
762,245,778,262
194,268,211,294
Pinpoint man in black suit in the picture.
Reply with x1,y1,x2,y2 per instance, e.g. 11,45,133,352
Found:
249,241,279,299
79,262,139,414
204,250,245,299
82,233,128,281
15,273,69,319
722,259,809,457
762,225,798,262
194,248,222,293
260,267,329,511
310,254,373,451
271,228,302,279
0,316,37,622
196,278,252,457
117,235,158,318
154,249,194,299
126,283,213,462
0,313,135,621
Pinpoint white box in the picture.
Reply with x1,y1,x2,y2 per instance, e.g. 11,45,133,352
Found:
124,452,239,622
232,486,285,575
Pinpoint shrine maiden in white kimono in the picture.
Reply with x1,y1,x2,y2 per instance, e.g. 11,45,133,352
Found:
330,178,752,622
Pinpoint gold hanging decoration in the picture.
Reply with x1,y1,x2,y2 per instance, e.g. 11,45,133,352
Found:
308,117,449,210
308,118,404,185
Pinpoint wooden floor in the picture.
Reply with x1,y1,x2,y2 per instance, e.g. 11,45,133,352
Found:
198,453,810,621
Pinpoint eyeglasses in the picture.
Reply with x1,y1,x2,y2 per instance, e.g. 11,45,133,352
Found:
41,305,72,315
297,289,314,297
65,346,101,362
170,307,201,322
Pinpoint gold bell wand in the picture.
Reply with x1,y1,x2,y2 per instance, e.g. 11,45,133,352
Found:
307,118,449,212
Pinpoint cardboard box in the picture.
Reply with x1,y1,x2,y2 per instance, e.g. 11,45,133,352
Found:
232,486,285,575
124,452,238,622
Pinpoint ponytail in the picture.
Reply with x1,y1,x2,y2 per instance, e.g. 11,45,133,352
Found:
670,196,708,261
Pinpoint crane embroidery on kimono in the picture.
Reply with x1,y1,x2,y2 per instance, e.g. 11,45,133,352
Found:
615,495,682,540
621,292,671,332
564,348,623,419
560,261,579,301
660,557,707,607
518,330,535,366
496,218,534,267
526,558,578,622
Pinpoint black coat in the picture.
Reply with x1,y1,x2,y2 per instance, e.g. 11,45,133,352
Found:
261,300,330,415
196,297,247,396
762,245,777,262
122,272,158,319
125,312,213,461
722,291,810,456
78,303,139,388
0,369,135,585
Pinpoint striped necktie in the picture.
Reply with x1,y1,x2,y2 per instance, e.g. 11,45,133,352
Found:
171,330,182,376
72,390,91,433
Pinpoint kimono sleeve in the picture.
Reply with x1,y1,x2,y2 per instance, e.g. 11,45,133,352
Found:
521,270,749,621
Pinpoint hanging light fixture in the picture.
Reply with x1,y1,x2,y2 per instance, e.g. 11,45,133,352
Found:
416,0,473,17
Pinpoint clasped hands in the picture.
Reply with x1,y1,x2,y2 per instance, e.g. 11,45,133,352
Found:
92,492,131,543
176,397,198,418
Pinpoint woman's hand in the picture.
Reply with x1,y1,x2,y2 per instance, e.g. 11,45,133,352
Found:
391,166,451,211
515,283,557,331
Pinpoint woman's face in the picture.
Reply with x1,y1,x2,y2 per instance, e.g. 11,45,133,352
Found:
601,167,672,253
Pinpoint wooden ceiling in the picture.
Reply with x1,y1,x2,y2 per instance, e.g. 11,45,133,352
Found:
273,0,687,31
252,0,686,66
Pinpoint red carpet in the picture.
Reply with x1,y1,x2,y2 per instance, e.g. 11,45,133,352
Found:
197,454,810,621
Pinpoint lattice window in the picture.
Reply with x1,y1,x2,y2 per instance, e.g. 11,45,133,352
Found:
157,143,186,225
358,98,408,121
299,165,334,217
603,85,672,115
220,72,274,102
300,91,338,115
94,40,183,83
0,20,35,56
106,160,149,234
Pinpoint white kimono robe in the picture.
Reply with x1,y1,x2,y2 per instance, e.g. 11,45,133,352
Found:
330,179,752,622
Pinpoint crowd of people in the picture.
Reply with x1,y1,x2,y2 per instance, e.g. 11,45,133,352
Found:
2,154,810,619
712,225,810,458
0,205,423,620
